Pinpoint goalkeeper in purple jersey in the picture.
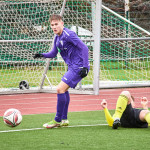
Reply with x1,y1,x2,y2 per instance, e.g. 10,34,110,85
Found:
33,14,90,128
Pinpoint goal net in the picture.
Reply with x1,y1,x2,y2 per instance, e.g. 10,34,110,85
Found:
100,5,150,88
0,0,150,94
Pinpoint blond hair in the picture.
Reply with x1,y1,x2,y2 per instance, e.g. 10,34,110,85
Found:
49,14,62,23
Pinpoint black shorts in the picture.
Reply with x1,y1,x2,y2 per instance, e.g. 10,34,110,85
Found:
120,104,148,128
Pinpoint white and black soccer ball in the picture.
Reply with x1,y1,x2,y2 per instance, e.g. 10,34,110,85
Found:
3,108,22,127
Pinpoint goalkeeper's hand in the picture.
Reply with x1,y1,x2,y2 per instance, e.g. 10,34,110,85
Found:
33,53,43,59
79,67,88,78
141,97,148,110
101,99,107,109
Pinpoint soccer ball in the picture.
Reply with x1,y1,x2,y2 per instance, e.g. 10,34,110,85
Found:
3,108,22,127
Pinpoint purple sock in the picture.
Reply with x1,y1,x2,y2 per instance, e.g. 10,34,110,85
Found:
62,91,70,120
55,93,66,122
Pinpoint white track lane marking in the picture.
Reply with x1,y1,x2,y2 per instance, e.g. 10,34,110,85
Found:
0,124,108,133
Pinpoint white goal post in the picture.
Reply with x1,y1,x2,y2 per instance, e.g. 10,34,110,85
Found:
0,0,150,95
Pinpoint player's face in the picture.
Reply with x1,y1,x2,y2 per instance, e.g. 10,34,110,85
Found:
50,20,64,36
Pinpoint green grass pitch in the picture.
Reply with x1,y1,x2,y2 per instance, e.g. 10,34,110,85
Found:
0,110,150,150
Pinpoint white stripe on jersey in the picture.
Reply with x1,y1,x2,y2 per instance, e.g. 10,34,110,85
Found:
63,30,70,36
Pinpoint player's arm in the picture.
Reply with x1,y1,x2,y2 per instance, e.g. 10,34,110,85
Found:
67,32,89,77
141,97,149,110
70,33,89,68
101,99,114,127
33,37,58,59
41,45,58,58
76,40,89,68
77,42,89,78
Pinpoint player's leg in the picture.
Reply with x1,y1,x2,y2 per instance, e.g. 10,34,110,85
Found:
43,81,69,128
113,91,131,119
62,91,70,120
61,91,70,126
55,81,70,122
140,110,150,126
43,68,82,129
59,68,83,126
112,91,131,129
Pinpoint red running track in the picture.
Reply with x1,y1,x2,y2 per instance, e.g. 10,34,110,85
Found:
0,87,150,116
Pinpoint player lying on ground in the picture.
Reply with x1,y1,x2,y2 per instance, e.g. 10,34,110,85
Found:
101,90,150,129
33,14,90,128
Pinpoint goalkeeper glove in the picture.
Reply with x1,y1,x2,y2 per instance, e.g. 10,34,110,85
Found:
33,53,43,59
79,67,88,78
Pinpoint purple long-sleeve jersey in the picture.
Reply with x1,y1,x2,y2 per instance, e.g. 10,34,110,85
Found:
42,28,89,70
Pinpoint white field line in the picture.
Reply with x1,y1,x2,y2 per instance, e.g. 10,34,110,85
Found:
0,124,108,133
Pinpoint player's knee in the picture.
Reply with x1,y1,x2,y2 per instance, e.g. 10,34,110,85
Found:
140,110,150,121
56,87,65,94
120,91,131,102
56,88,61,94
121,91,131,98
